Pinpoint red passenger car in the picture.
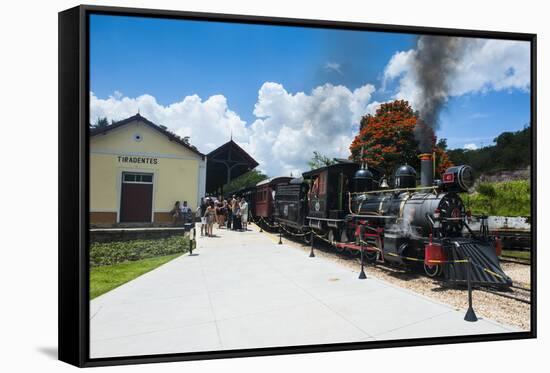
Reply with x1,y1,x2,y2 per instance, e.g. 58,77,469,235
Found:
254,177,292,219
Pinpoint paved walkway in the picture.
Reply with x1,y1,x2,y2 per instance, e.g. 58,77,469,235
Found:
90,224,519,358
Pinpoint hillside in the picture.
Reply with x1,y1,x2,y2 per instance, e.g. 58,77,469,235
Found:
447,125,531,176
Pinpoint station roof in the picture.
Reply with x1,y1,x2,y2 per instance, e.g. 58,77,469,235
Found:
90,113,205,159
206,139,259,194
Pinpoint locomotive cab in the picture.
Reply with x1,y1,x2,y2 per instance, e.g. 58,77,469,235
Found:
303,162,361,235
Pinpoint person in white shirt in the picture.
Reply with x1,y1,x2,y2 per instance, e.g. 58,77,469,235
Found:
240,198,249,231
179,200,192,223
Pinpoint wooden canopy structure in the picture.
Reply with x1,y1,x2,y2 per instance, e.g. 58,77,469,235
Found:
206,140,259,195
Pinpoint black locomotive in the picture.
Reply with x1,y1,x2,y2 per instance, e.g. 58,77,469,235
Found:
249,154,512,288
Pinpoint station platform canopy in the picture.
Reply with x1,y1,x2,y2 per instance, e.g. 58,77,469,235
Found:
206,139,259,195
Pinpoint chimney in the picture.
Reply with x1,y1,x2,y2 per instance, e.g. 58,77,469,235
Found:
419,153,433,187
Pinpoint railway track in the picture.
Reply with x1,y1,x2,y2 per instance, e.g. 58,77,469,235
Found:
478,285,531,304
500,256,530,265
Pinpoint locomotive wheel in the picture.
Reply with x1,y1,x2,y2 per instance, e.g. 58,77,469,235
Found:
364,250,378,263
423,263,442,278
335,245,345,253
346,247,361,257
303,230,312,244
334,229,345,253
327,230,334,244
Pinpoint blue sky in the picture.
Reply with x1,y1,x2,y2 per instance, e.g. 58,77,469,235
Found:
90,15,414,123
89,14,531,174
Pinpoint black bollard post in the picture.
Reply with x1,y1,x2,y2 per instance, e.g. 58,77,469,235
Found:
359,235,367,280
358,227,367,279
309,231,315,258
464,257,478,322
189,228,196,255
278,225,283,245
259,218,263,233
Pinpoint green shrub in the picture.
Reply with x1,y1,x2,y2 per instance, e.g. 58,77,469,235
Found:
461,180,530,217
90,235,189,267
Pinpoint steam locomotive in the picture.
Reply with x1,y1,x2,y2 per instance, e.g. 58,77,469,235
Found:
241,154,512,288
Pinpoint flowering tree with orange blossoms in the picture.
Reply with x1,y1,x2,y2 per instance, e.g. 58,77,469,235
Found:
349,100,452,179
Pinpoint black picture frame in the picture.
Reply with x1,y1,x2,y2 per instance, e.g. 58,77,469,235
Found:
58,4,537,367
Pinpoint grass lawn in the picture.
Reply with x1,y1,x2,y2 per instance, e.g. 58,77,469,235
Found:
90,253,182,299
501,250,531,261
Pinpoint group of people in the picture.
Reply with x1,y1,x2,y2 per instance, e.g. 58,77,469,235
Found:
197,195,249,237
169,200,193,224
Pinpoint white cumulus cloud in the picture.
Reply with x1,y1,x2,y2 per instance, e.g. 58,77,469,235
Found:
382,49,415,86
90,92,248,153
464,143,478,150
90,81,375,176
248,82,375,176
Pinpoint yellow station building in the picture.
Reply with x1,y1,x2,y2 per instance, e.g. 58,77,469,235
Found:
90,114,206,225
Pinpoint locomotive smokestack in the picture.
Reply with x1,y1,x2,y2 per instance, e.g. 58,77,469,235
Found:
419,153,433,187
411,36,467,152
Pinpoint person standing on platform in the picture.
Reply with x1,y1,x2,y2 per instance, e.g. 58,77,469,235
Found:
205,200,216,237
197,197,208,236
233,197,242,231
227,196,234,230
171,201,181,225
218,198,226,228
215,196,221,228
180,200,192,224
240,198,249,231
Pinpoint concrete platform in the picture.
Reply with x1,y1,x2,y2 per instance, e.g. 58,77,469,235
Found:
90,224,519,358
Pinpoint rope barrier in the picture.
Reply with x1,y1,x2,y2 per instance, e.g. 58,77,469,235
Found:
385,251,467,265
359,240,382,252
471,261,507,280
279,224,310,237
254,216,279,229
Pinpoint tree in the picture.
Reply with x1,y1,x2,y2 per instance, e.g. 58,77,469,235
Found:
349,100,452,178
222,169,268,195
436,138,448,151
91,117,109,129
308,151,335,170
446,124,531,175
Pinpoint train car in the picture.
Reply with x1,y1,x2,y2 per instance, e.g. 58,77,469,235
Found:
274,177,309,232
255,176,292,221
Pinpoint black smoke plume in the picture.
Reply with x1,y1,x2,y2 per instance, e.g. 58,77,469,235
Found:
412,36,467,152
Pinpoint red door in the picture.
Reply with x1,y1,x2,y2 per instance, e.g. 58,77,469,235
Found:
120,172,154,223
